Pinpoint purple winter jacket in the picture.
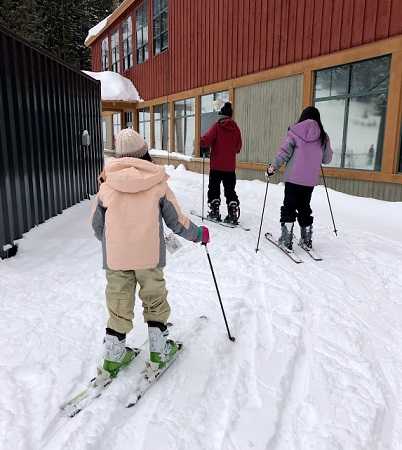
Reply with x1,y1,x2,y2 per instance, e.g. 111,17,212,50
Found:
273,119,333,187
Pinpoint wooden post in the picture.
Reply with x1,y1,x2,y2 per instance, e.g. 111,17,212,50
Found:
133,106,139,132
229,87,235,108
195,95,201,157
121,110,126,129
150,104,155,149
303,70,313,108
169,101,175,152
381,50,402,174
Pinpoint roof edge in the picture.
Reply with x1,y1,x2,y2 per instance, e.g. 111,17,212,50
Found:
85,0,137,47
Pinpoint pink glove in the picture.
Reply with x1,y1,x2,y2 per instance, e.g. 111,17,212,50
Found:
197,226,210,245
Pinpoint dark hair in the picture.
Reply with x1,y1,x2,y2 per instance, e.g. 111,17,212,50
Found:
141,151,153,162
298,106,327,146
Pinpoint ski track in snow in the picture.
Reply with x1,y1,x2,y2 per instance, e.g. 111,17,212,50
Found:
1,164,402,450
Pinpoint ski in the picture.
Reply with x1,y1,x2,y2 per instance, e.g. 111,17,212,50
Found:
60,348,142,417
297,242,323,261
264,232,303,264
190,210,250,231
126,315,208,408
126,344,183,408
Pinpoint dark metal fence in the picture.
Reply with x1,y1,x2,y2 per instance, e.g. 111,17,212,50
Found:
0,26,103,258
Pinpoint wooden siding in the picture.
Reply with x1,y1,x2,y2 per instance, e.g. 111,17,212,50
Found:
235,75,303,164
90,0,402,100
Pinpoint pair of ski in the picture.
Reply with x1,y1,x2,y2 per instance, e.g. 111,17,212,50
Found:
190,210,251,231
60,317,207,417
265,232,322,263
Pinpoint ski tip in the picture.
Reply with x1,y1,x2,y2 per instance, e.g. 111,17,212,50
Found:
128,392,143,408
199,315,208,320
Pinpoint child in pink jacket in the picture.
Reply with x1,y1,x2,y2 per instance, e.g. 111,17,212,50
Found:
92,129,209,378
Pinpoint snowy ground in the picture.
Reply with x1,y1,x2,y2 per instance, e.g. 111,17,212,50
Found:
1,165,402,450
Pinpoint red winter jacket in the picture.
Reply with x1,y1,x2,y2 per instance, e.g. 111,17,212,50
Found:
200,118,242,172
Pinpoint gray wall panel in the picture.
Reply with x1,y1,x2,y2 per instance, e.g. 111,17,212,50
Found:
320,176,402,201
235,75,303,164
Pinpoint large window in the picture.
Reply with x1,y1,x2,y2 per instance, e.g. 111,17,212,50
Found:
153,0,168,55
154,104,169,150
314,55,390,171
122,17,133,71
136,1,148,64
175,98,195,156
101,37,109,71
138,108,151,143
111,31,120,73
201,91,229,135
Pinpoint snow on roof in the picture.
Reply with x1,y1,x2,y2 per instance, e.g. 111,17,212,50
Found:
85,15,111,46
82,70,140,102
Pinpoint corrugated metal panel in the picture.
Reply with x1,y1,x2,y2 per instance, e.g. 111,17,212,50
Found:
90,0,402,100
235,75,303,164
0,26,103,256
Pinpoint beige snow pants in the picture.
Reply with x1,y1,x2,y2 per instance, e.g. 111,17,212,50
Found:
105,268,170,334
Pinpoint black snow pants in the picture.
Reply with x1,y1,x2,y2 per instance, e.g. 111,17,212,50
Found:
207,170,239,205
280,182,314,227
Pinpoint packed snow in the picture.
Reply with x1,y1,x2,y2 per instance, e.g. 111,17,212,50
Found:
83,71,140,102
1,165,402,450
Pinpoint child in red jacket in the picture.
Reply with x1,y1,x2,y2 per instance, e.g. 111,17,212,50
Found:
200,102,243,224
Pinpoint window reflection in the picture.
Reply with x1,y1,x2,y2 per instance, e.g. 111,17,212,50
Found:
345,95,386,170
138,108,150,144
175,98,195,156
318,99,345,168
201,91,229,135
154,103,169,150
314,55,390,171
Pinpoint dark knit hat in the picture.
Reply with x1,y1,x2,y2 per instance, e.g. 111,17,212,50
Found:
219,102,233,117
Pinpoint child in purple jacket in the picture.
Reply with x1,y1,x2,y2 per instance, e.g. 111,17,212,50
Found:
267,106,333,250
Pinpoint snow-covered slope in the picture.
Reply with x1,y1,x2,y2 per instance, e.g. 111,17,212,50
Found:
1,166,402,450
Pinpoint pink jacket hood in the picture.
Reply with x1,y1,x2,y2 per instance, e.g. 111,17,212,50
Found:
104,157,168,194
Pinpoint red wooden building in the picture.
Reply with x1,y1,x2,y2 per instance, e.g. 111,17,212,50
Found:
86,0,402,200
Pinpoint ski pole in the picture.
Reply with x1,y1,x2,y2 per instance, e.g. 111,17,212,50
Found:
202,153,205,221
203,244,235,342
321,165,338,236
255,176,270,253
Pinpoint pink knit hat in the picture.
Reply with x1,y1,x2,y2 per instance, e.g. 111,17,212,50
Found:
115,128,148,158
